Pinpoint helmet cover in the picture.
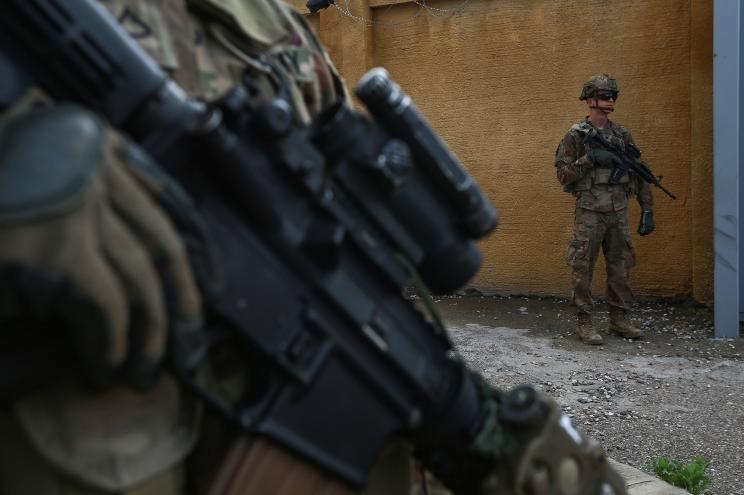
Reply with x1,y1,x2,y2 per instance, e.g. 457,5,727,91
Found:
579,74,619,100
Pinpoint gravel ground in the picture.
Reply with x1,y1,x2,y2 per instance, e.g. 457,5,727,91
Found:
434,295,744,495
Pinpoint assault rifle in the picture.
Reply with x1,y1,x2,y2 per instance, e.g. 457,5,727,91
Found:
0,1,625,494
0,0,496,489
585,131,676,200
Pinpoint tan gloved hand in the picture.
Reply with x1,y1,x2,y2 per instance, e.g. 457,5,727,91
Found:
416,374,626,495
0,101,207,390
482,385,627,495
575,154,594,176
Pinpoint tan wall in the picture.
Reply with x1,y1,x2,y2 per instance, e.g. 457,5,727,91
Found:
292,0,713,302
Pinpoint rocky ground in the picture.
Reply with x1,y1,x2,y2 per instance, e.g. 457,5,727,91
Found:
434,295,743,495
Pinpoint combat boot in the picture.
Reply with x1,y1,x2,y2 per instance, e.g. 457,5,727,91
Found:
576,313,603,345
609,309,643,339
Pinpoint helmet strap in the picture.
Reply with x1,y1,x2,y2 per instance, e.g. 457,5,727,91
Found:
587,97,614,113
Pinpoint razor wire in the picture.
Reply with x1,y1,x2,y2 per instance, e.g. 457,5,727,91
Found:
329,0,473,27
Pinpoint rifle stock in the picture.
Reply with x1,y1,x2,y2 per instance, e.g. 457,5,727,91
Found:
210,437,350,495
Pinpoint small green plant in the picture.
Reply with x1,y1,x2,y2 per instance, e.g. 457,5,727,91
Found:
651,455,711,495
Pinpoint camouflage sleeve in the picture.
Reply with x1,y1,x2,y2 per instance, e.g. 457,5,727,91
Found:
554,130,591,186
625,130,654,211
636,179,654,211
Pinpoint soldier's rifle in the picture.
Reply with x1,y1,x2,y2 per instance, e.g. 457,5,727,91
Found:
585,131,676,200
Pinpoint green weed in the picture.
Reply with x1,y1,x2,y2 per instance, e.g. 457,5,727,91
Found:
650,455,711,495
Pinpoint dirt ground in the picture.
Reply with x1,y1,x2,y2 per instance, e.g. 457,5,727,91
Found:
434,294,744,495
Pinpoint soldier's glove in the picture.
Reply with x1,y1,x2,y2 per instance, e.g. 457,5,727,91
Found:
480,385,627,495
586,147,622,169
637,210,655,236
0,102,213,390
418,378,627,495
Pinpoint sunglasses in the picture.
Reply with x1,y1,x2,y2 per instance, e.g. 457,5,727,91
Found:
595,91,618,101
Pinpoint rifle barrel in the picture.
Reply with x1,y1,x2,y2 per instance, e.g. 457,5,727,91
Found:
656,182,677,200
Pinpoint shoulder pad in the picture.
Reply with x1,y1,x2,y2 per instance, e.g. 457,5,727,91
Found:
190,0,292,46
0,105,104,223
607,122,633,144
607,120,629,134
570,122,592,134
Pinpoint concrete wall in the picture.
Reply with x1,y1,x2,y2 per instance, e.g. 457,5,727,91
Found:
291,0,713,302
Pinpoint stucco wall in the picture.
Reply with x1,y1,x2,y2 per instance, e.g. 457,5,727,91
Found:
294,0,713,302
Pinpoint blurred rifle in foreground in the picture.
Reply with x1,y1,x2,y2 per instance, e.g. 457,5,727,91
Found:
0,1,625,493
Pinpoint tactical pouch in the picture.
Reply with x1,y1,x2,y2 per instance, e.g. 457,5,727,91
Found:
592,166,628,186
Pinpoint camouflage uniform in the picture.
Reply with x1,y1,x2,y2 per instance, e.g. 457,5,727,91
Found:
0,1,354,494
555,118,653,338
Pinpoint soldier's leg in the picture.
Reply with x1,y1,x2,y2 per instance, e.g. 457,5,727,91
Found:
567,209,603,313
567,208,605,344
603,210,642,339
602,210,634,312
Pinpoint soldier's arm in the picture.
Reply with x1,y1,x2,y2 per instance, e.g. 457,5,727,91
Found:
625,131,654,210
555,131,592,186
636,176,654,210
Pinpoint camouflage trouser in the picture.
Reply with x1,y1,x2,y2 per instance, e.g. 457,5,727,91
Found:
566,207,636,315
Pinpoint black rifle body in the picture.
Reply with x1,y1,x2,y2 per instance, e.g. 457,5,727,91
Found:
0,0,498,490
585,132,676,200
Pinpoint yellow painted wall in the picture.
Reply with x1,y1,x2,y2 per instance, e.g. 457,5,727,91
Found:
292,0,713,302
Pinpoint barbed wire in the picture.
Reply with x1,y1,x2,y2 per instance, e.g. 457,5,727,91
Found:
414,0,472,16
331,0,473,27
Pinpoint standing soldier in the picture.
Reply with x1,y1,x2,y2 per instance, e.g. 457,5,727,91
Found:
555,74,655,345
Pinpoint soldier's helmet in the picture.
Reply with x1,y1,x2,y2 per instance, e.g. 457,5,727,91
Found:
579,73,619,100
